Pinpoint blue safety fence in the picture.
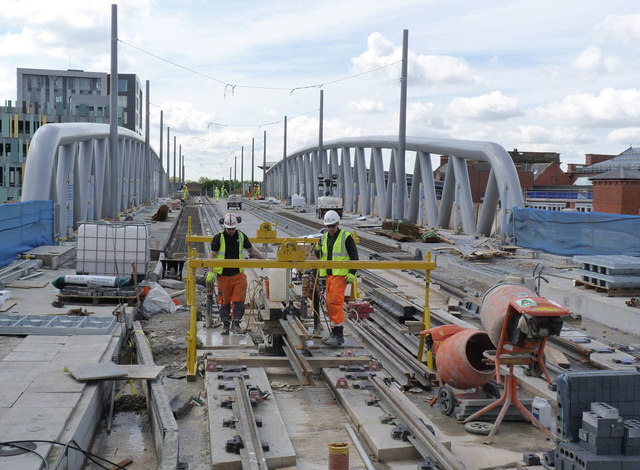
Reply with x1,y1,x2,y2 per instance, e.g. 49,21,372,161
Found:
510,207,640,256
0,200,55,268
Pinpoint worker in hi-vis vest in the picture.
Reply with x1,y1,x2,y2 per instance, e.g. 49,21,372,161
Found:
214,187,220,202
206,213,265,335
183,184,189,200
315,210,359,346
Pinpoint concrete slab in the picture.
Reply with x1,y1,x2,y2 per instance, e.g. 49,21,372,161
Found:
159,278,186,290
12,342,64,354
2,350,59,362
13,392,82,408
0,362,47,382
26,370,86,393
322,368,419,461
25,244,76,269
53,349,107,364
0,380,30,407
206,367,296,469
197,321,255,349
18,335,69,344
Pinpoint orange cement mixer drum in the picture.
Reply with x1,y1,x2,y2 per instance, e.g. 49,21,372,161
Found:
435,329,496,390
481,283,536,346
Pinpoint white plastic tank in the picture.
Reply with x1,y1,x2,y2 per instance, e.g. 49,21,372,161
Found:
267,269,287,301
532,397,552,429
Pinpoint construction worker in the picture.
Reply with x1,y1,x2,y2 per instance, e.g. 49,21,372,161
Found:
214,187,220,202
315,210,359,346
183,184,189,200
206,213,265,335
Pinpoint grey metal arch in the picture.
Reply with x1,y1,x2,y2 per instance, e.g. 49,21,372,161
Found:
265,136,524,235
22,122,168,238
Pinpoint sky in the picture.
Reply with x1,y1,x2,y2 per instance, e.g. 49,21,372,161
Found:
1,0,640,182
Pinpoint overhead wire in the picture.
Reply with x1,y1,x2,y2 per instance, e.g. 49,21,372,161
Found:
118,38,401,95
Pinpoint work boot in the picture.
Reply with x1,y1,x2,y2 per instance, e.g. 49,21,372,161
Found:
221,321,230,335
230,320,243,334
322,326,344,347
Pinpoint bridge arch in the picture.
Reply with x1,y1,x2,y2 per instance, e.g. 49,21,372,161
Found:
22,123,167,237
265,136,524,236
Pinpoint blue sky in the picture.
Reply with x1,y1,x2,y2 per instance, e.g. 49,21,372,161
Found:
1,0,640,181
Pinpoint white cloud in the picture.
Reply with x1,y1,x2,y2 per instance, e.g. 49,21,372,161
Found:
347,100,385,113
407,102,448,131
606,127,640,144
535,88,640,127
448,91,521,121
508,125,594,145
573,46,620,74
595,13,640,48
351,32,482,86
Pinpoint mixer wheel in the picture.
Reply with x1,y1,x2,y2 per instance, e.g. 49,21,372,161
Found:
464,421,493,436
437,386,457,416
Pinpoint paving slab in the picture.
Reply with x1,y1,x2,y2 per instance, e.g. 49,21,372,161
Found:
26,370,86,393
206,367,296,469
13,392,82,408
322,368,419,461
0,380,30,407
2,350,59,362
197,320,255,349
12,342,65,354
53,349,107,364
0,362,48,382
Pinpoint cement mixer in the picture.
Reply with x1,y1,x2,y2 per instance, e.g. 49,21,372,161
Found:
421,325,498,416
464,282,571,443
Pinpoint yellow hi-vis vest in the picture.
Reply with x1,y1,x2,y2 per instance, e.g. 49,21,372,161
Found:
318,229,351,277
213,231,245,274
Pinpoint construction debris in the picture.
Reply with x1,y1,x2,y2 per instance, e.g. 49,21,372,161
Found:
373,221,455,244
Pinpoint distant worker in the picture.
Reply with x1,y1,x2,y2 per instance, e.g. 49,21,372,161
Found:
183,184,189,200
206,213,265,335
315,210,359,346
214,187,220,202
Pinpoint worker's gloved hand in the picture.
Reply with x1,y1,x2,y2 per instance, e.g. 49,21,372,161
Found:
345,273,356,284
205,271,216,288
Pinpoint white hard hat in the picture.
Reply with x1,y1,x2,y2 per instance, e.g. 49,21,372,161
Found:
323,210,340,226
222,213,239,229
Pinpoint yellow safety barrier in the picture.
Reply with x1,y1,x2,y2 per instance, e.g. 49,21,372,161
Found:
183,250,435,381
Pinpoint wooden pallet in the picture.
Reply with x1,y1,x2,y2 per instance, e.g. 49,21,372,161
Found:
57,293,138,306
574,279,640,297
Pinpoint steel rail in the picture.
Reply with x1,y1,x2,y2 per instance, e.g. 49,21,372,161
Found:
233,376,268,470
370,376,467,470
282,336,313,386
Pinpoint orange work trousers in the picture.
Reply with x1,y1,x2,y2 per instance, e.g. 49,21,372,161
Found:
217,273,248,320
325,275,347,326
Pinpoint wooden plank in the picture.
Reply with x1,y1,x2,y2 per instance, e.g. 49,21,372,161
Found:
66,362,128,381
0,301,17,312
544,346,570,369
9,279,49,289
118,365,165,380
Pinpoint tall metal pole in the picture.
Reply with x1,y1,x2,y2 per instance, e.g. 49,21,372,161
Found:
319,89,324,171
166,126,170,191
396,29,409,220
179,144,182,186
262,130,266,197
282,116,287,199
145,80,150,201
173,135,176,191
234,156,237,194
160,110,164,194
109,4,118,215
229,167,232,196
241,146,244,195
251,137,255,193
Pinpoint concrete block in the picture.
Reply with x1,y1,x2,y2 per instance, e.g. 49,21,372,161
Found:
592,402,619,419
159,278,185,290
623,445,640,456
624,420,640,438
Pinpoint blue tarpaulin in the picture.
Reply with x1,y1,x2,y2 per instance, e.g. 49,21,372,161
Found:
510,207,640,256
0,200,55,268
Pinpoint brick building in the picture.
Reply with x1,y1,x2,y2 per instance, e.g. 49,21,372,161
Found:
590,169,640,215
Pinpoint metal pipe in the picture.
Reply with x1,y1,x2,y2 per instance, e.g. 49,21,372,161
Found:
344,424,375,470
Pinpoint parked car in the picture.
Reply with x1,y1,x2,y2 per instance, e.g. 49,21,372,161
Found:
227,195,242,210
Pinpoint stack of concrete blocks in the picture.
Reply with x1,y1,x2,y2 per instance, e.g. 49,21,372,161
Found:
574,255,640,289
555,403,640,469
556,371,640,442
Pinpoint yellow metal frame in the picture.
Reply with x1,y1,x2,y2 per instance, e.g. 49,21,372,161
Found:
184,254,435,381
181,218,432,381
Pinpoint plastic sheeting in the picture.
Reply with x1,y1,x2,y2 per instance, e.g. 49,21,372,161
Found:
0,200,54,268
510,207,640,256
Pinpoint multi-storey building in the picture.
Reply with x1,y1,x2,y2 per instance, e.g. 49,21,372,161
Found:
0,68,143,202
